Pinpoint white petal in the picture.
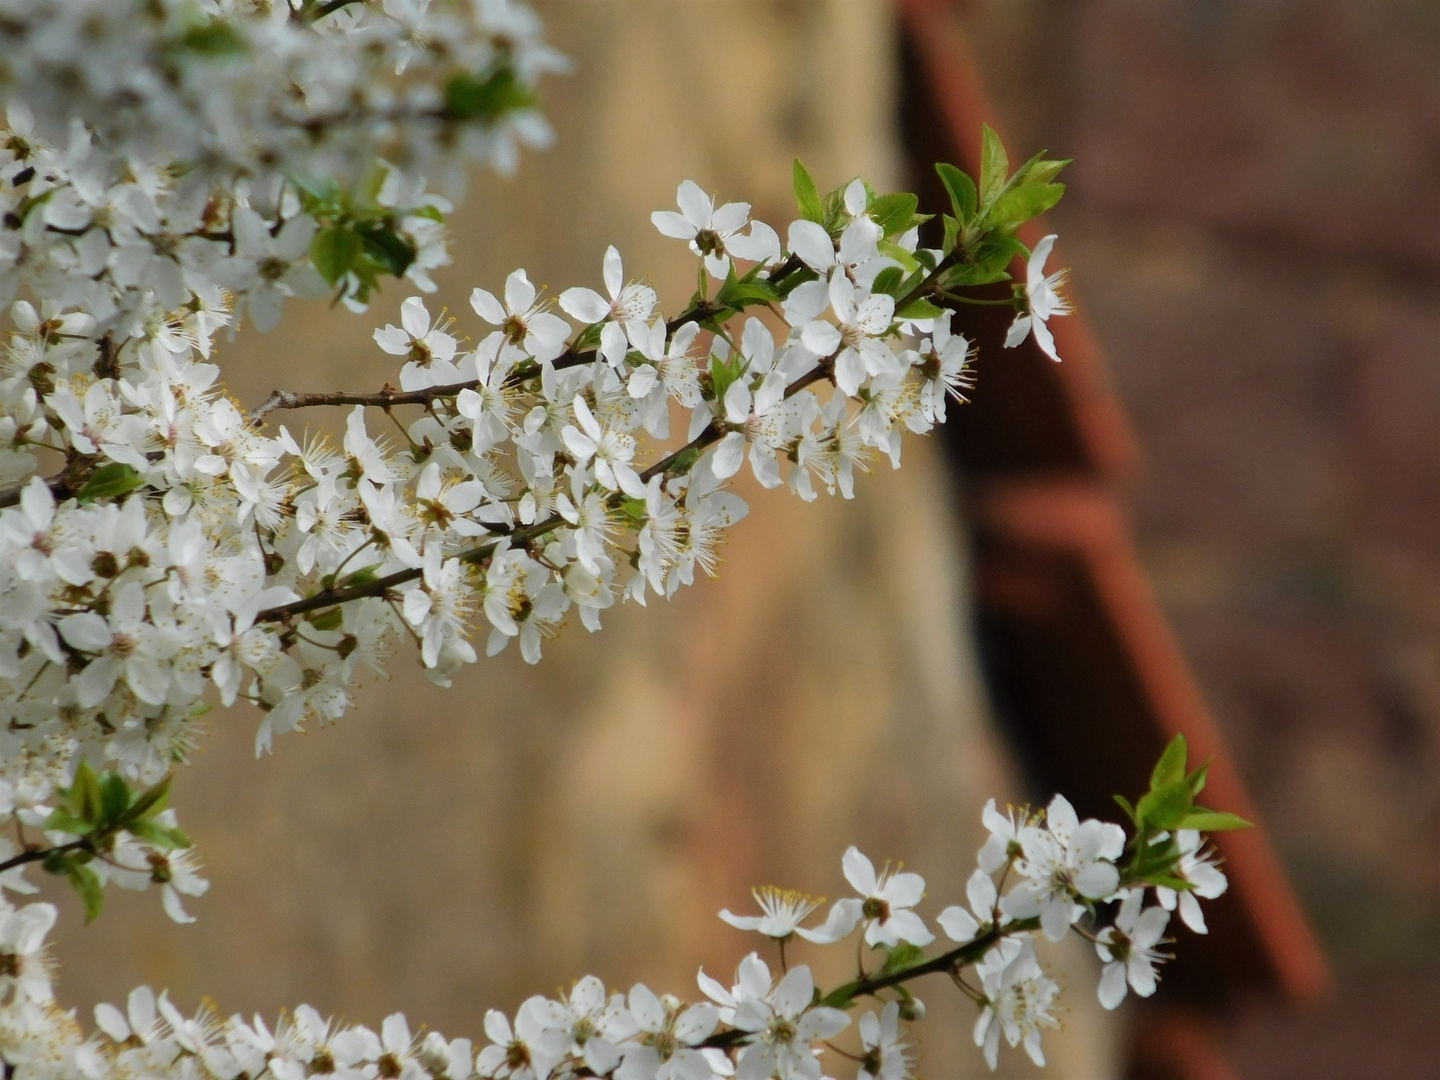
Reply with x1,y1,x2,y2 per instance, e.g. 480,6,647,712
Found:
471,288,506,325
560,287,610,324
842,846,878,896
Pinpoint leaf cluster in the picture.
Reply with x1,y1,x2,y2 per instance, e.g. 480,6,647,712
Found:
295,167,438,306
1115,735,1251,892
42,763,187,922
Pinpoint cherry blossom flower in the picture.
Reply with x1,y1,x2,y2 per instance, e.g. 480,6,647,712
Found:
1095,891,1170,1010
472,270,571,364
1154,830,1228,934
1004,235,1070,363
857,1003,911,1080
651,181,778,278
730,965,849,1080
375,297,462,391
840,846,933,948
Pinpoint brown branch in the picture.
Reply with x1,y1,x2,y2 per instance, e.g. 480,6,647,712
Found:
0,837,90,875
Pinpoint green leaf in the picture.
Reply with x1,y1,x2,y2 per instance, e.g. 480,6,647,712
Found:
987,182,1065,228
869,192,919,238
125,775,172,823
176,20,247,56
935,164,977,224
979,123,1009,205
338,565,382,590
69,864,104,923
1113,793,1137,824
77,463,145,505
793,159,824,224
619,497,648,528
1136,779,1193,833
876,238,920,274
69,760,102,824
444,65,533,123
877,941,926,976
42,809,93,837
306,607,344,632
98,772,131,829
709,348,747,407
1021,157,1071,185
408,205,446,223
941,214,961,256
871,266,904,298
1180,809,1252,832
1151,734,1189,790
1187,761,1210,797
310,226,361,286
896,297,945,322
126,820,192,850
358,224,416,278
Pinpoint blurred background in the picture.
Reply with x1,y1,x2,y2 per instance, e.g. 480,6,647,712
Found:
37,0,1440,1077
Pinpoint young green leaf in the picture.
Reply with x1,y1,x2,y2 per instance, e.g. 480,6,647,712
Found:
941,213,961,256
793,159,824,224
869,192,919,238
987,183,1065,229
70,864,105,923
77,462,145,505
125,775,172,823
1136,779,1193,833
98,772,131,828
310,225,360,286
69,760,102,825
979,123,1009,205
1151,734,1189,790
935,164,977,224
896,297,945,322
1180,809,1253,832
444,65,533,122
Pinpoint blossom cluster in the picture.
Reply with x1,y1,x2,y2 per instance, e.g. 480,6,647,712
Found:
0,0,563,338
0,0,564,191
0,773,1234,1078
0,153,1079,924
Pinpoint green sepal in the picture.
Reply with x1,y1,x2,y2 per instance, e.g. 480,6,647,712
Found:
77,463,145,505
793,159,824,224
